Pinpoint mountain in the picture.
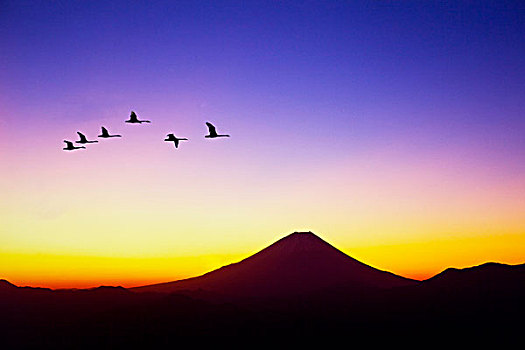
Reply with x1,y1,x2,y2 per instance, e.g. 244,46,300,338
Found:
421,262,525,294
2,234,525,345
0,279,52,296
0,279,17,288
0,279,18,293
132,231,417,298
425,261,525,282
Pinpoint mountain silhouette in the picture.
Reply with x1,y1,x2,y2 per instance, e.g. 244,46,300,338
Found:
132,231,416,298
1,235,524,345
0,279,17,291
0,279,52,295
425,262,525,283
420,261,525,296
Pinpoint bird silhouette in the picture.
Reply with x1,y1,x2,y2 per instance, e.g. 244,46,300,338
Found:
63,140,86,151
98,126,122,138
164,133,188,148
75,132,98,144
205,122,230,138
125,111,150,124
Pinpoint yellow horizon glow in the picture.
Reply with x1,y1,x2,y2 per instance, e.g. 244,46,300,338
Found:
2,231,524,289
2,126,524,289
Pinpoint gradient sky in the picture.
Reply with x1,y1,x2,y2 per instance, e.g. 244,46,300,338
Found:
1,1,524,288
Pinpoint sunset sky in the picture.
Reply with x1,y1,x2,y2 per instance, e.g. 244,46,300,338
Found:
1,1,524,288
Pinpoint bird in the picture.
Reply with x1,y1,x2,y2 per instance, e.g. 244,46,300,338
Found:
75,132,98,144
164,133,188,148
205,122,230,138
98,126,121,138
63,140,86,151
125,111,150,124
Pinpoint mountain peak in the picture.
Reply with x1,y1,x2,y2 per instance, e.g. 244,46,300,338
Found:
284,231,322,242
262,230,329,249
244,231,351,263
278,231,319,242
291,231,315,235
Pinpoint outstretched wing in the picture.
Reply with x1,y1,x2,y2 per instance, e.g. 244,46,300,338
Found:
101,126,108,136
77,132,87,142
174,139,179,148
64,140,73,148
129,111,138,122
206,122,218,137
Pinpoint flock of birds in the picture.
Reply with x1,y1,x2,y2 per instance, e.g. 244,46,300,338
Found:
63,111,230,151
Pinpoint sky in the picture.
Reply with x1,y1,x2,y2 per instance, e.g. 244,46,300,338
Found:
1,0,524,288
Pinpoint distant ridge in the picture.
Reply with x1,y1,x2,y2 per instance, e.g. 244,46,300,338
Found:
4,260,524,293
0,279,52,293
132,231,416,298
2,240,524,343
422,261,525,292
0,279,17,290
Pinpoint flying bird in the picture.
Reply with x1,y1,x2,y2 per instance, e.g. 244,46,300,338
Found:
125,111,150,124
63,140,86,151
205,122,230,138
164,133,188,148
75,132,98,144
98,126,121,138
